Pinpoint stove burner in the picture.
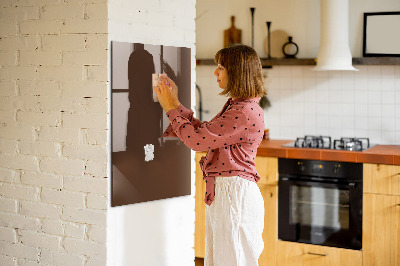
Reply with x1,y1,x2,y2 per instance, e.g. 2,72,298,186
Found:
333,137,370,151
295,135,332,149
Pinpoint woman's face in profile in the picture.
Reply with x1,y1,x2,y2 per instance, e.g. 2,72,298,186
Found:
214,64,228,90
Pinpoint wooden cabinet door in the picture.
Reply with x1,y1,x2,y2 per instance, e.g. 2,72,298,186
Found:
276,241,362,266
363,193,400,266
195,152,207,258
259,184,278,266
255,156,278,186
364,164,400,196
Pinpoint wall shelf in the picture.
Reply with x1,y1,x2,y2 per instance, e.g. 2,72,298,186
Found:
196,57,400,67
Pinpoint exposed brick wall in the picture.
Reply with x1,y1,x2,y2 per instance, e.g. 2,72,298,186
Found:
0,0,108,265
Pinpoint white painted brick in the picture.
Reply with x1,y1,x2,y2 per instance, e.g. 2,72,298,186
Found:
0,138,18,154
1,96,40,112
19,140,59,157
63,50,107,65
63,237,106,257
17,259,41,266
41,188,85,208
63,144,107,161
18,80,61,97
85,65,107,81
84,129,107,145
86,193,106,210
0,154,39,171
85,254,106,266
85,3,108,20
0,125,34,141
38,127,80,144
0,240,39,261
21,171,62,189
64,222,85,239
16,111,61,127
0,196,17,213
0,168,15,183
38,96,86,113
19,51,61,66
84,160,107,177
0,110,16,125
0,36,40,52
0,226,17,243
0,52,17,65
20,200,61,219
19,230,61,251
41,4,84,20
0,66,36,81
41,219,64,236
62,113,107,129
0,81,16,96
87,225,105,243
0,212,41,231
4,0,62,6
40,157,85,176
0,183,38,201
61,81,107,98
37,66,84,82
84,98,108,113
0,254,16,266
62,19,107,34
61,207,106,226
0,110,15,125
85,34,108,51
40,249,85,266
42,34,85,51
63,175,107,194
20,21,61,35
0,7,39,22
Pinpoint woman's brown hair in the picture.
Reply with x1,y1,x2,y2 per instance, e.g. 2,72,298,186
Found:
214,44,266,99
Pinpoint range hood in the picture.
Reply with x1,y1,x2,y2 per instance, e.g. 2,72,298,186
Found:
314,0,358,71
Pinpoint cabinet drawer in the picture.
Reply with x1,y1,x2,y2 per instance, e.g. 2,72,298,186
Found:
277,241,362,266
255,156,278,186
364,164,400,196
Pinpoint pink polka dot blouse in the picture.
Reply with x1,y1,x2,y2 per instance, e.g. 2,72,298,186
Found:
162,97,265,205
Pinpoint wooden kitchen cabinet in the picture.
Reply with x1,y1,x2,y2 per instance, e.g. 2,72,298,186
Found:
364,163,400,196
194,154,279,263
363,193,400,266
276,241,362,266
195,152,207,258
363,165,400,266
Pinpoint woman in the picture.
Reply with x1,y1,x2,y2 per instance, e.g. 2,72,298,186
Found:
154,44,266,266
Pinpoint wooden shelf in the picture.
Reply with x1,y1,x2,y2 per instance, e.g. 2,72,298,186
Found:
196,57,400,67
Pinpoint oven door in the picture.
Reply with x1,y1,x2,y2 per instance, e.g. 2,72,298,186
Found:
278,176,362,250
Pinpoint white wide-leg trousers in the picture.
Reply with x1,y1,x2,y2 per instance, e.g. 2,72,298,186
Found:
205,176,265,266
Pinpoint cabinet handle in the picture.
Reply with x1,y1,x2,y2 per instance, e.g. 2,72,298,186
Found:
307,252,328,256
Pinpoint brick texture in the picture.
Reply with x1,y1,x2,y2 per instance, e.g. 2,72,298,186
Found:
0,1,108,264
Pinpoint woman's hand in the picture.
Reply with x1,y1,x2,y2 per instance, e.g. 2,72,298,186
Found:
161,76,180,108
153,78,175,113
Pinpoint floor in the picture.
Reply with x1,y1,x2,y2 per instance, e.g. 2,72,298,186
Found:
195,257,204,266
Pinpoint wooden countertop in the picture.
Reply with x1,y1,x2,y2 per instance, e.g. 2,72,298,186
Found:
256,139,400,165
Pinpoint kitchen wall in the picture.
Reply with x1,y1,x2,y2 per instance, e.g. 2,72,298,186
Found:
0,0,108,265
107,0,196,265
196,0,400,145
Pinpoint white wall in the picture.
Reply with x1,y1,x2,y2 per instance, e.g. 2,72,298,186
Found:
196,0,400,145
196,0,400,58
107,0,196,265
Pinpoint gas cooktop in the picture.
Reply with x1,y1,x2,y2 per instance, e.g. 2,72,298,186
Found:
282,135,375,151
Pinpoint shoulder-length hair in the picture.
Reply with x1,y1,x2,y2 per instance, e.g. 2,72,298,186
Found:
214,44,266,99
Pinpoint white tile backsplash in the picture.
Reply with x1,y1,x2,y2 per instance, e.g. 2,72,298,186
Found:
196,65,400,144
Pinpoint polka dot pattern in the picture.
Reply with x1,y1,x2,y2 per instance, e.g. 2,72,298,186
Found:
162,97,265,206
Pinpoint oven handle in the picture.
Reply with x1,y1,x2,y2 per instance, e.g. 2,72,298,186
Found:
280,177,356,189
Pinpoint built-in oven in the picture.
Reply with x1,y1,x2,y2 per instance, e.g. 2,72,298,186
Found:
278,158,363,250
